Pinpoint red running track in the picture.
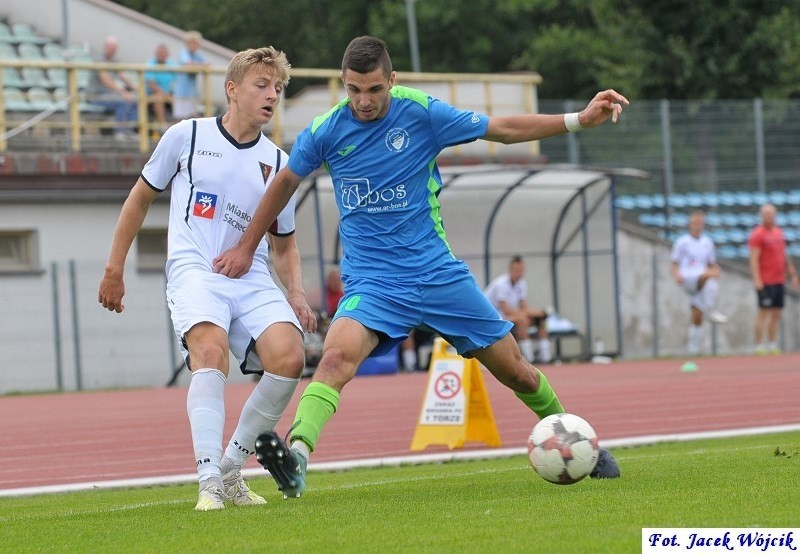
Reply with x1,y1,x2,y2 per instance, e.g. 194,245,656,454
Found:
1,354,798,491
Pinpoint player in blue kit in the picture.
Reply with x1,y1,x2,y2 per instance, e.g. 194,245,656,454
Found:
213,36,627,497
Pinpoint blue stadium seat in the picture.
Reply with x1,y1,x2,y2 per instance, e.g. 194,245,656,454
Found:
667,194,687,208
787,211,800,226
639,213,666,227
717,245,738,259
737,212,758,227
2,86,32,111
2,67,25,88
727,228,748,243
614,195,635,210
668,212,689,227
25,87,54,111
707,229,728,244
734,192,755,206
701,192,720,207
721,213,739,227
718,191,737,206
632,194,653,209
42,43,64,61
21,66,52,89
787,190,800,205
0,42,17,59
768,190,788,206
783,228,798,242
705,212,721,226
17,42,43,60
11,23,49,45
0,22,12,43
736,245,750,259
685,192,704,207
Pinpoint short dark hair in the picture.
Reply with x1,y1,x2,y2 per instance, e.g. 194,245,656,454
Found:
510,255,523,265
341,36,393,78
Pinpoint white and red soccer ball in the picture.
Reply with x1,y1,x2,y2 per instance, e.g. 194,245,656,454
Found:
527,413,600,485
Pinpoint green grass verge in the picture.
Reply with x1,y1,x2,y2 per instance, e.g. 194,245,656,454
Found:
1,432,798,553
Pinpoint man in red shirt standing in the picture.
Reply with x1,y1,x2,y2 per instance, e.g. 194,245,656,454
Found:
748,203,799,354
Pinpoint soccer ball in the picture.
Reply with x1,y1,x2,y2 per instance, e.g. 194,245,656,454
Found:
527,413,600,485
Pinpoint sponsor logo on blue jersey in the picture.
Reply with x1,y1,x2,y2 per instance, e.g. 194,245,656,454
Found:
340,178,408,213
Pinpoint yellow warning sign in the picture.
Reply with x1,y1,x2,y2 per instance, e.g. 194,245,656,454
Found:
410,337,502,451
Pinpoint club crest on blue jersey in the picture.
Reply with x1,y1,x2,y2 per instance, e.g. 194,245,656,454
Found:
385,128,410,153
193,191,217,219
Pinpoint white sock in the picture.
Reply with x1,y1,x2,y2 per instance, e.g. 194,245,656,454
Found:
187,368,226,483
538,339,552,363
688,325,704,354
223,371,299,468
402,348,418,371
518,338,534,362
701,278,720,312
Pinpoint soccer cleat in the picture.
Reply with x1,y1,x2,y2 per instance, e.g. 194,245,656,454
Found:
222,469,267,506
255,430,307,499
589,448,621,479
195,477,227,511
706,310,729,324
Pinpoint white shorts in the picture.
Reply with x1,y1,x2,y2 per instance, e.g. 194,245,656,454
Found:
166,268,301,374
680,273,701,295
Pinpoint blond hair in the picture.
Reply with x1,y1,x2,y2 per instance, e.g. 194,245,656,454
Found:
185,30,202,43
224,47,291,102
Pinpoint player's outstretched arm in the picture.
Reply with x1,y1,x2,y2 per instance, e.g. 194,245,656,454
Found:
213,167,303,278
483,89,629,144
99,178,159,313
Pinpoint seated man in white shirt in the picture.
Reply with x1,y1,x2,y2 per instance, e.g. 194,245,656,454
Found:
484,256,552,363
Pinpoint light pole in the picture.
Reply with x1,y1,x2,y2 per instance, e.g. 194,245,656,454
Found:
405,0,421,72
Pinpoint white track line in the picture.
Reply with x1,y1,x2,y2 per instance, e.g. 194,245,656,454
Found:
2,423,799,498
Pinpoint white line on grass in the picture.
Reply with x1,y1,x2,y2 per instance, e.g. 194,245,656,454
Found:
1,423,798,498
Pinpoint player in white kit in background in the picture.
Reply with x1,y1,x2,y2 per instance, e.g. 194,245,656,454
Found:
670,210,728,355
98,47,316,511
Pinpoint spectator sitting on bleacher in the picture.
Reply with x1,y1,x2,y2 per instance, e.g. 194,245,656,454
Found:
173,30,209,120
87,36,138,140
145,43,176,136
484,255,552,363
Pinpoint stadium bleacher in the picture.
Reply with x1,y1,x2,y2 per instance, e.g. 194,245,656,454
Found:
616,190,800,260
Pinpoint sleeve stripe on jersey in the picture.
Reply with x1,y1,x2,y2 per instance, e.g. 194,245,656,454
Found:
183,120,198,224
140,173,160,192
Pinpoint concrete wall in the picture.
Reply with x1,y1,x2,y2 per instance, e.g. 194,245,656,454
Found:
617,225,800,358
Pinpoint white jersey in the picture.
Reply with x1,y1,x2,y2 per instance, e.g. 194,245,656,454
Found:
141,117,295,279
484,273,527,312
671,233,716,279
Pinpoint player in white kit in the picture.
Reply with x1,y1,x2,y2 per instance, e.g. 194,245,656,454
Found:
98,47,316,510
670,210,728,354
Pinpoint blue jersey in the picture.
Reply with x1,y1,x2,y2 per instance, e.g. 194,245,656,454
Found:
288,85,489,278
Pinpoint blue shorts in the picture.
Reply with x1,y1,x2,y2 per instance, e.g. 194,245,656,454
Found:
332,261,513,357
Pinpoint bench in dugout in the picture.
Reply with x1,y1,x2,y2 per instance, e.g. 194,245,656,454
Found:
528,313,585,362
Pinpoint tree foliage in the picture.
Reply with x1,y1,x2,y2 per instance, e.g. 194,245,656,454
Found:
113,0,800,99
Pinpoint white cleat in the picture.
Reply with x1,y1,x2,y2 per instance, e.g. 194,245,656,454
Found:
195,477,227,511
222,469,267,506
707,310,729,324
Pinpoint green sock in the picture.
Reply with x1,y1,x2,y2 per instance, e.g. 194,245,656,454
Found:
290,381,340,452
514,370,565,420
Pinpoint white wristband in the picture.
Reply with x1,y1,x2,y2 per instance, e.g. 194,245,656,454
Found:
564,112,583,133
